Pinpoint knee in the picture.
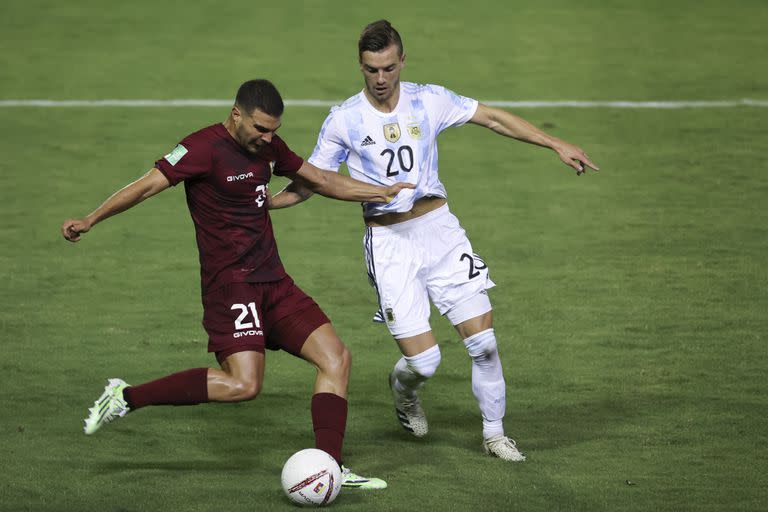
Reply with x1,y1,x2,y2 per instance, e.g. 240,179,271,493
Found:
335,344,352,378
339,345,351,375
317,343,351,380
405,345,441,379
227,378,261,402
464,329,497,359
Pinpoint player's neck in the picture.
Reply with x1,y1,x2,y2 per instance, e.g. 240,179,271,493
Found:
364,85,400,113
222,116,236,139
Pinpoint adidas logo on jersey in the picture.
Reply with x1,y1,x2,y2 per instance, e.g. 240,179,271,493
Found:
361,135,376,147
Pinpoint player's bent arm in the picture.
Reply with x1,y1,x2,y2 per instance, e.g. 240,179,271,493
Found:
293,161,414,204
61,168,171,242
469,103,599,174
269,179,315,210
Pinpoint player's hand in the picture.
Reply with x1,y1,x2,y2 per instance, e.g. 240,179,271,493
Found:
383,182,416,203
61,218,91,242
555,143,599,176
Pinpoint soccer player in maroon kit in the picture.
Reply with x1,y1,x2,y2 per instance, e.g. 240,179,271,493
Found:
61,79,413,489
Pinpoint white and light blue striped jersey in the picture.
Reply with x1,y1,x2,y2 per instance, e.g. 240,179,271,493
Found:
308,82,479,217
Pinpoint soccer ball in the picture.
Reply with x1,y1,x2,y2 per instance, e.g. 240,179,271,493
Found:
281,448,342,506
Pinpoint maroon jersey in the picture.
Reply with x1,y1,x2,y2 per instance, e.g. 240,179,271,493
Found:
155,123,303,293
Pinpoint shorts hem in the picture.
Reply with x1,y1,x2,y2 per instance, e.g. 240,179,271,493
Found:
391,325,433,340
214,345,265,366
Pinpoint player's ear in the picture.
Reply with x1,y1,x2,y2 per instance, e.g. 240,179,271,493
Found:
231,105,242,124
401,52,406,68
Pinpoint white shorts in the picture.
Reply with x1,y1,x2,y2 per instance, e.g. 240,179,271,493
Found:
363,204,495,338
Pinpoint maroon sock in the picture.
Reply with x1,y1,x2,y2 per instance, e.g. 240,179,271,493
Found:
123,368,209,410
311,393,348,465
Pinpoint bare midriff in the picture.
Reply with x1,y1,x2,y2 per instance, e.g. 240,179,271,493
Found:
364,196,447,227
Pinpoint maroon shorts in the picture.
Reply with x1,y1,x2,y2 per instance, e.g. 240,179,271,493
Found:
201,276,330,362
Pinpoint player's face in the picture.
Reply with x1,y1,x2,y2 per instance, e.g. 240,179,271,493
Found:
233,107,282,154
360,44,405,105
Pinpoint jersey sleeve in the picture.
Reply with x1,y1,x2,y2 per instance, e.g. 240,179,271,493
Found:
307,108,349,172
425,84,479,134
268,135,304,177
154,134,213,186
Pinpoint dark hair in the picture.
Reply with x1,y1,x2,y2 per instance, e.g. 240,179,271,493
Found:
235,79,284,117
358,20,403,60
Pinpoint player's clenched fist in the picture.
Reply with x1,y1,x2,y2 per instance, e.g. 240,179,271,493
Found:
61,219,91,242
384,182,416,203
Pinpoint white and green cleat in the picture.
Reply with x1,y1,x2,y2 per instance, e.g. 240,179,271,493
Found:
340,466,387,490
389,371,428,438
83,378,130,435
483,435,526,462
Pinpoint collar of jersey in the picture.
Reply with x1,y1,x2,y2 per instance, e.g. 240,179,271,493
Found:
360,87,403,117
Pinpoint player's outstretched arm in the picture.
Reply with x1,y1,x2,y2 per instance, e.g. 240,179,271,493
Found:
61,168,171,242
469,104,600,175
292,162,414,204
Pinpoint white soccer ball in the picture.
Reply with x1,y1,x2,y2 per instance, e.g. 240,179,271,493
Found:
281,448,342,506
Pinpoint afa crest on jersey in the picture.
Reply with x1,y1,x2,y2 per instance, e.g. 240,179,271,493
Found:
383,123,401,143
407,123,422,140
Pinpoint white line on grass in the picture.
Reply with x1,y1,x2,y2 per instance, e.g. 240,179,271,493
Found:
0,99,767,108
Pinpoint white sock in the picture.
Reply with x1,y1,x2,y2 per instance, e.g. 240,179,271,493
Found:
464,329,506,439
392,345,441,398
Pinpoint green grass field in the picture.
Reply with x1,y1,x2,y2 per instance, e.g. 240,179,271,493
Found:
1,1,767,510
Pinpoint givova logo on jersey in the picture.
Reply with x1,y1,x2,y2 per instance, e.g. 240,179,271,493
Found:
225,172,268,208
226,171,255,182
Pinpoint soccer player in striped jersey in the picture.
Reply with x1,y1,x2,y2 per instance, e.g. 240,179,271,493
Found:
270,21,599,461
